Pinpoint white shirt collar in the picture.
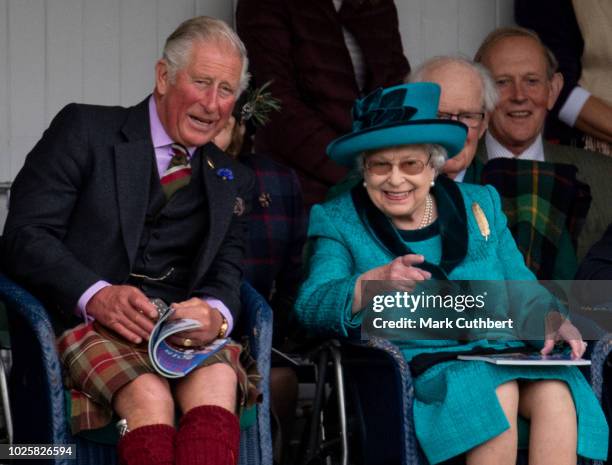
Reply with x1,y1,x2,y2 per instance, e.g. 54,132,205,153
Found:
453,169,467,183
485,131,545,162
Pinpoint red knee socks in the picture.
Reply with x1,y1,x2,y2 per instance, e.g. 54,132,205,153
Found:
118,424,176,465
116,406,239,465
175,405,240,465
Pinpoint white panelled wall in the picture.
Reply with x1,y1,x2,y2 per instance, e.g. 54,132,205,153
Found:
397,0,515,66
0,0,514,229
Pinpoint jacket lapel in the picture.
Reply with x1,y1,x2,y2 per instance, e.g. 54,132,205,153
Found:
189,143,237,288
475,138,489,165
542,141,557,163
435,176,468,273
114,98,154,266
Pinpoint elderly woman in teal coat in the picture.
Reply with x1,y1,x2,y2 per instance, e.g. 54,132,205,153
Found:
295,83,608,465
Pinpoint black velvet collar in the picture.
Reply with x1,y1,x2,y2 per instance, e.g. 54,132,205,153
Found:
351,175,468,279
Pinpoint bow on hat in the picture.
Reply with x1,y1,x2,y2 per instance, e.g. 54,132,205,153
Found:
327,82,468,166
352,87,417,132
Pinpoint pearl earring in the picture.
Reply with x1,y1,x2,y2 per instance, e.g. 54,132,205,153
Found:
363,181,367,187
430,179,435,187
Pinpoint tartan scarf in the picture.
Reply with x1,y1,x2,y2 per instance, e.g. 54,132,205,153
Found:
477,157,591,279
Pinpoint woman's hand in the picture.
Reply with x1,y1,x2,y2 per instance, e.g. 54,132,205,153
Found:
361,254,432,281
213,116,246,156
213,116,237,152
352,254,432,312
166,298,224,348
541,311,587,359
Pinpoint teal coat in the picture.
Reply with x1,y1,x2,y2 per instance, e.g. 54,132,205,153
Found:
295,178,608,463
296,178,536,337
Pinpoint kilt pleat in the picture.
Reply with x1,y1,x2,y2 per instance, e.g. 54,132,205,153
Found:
57,322,261,434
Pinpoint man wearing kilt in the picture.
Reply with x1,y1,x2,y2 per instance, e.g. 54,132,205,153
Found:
1,16,259,465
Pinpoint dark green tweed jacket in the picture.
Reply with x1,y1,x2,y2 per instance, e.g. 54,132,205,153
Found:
473,139,612,262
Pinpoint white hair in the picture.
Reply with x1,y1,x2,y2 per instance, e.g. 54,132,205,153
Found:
409,55,498,112
162,16,250,94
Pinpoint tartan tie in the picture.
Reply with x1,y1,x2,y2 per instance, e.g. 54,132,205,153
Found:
161,143,191,199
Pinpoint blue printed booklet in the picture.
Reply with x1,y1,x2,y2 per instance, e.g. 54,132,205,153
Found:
148,299,229,378
458,352,590,366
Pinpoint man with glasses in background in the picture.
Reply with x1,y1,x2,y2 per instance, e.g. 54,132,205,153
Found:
410,42,612,281
409,55,497,183
327,55,492,200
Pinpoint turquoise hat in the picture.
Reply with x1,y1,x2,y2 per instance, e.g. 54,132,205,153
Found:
327,82,468,166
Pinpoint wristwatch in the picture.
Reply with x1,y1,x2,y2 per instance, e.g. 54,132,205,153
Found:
217,316,228,338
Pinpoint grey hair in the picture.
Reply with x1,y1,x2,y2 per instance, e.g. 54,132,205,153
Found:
356,143,448,177
409,55,498,112
474,26,558,80
162,16,250,94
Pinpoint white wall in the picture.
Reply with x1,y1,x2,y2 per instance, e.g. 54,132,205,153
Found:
398,0,515,66
0,0,514,228
0,0,234,226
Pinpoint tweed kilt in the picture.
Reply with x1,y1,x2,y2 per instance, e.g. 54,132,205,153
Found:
57,322,262,434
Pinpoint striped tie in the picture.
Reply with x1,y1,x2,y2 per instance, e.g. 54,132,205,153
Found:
161,143,191,199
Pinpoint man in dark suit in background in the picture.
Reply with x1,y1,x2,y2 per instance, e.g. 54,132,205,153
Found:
2,16,256,465
236,0,410,207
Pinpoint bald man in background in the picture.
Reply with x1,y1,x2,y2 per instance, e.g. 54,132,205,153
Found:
409,56,497,183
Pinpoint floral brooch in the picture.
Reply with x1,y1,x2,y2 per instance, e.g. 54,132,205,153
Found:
258,192,272,208
216,168,234,181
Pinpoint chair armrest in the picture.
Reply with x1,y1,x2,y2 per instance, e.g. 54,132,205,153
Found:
0,273,70,446
240,281,272,362
339,337,424,464
0,274,56,345
239,281,273,465
364,337,423,464
590,333,612,403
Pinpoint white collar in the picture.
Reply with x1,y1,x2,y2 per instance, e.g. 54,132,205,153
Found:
453,169,467,183
485,132,545,162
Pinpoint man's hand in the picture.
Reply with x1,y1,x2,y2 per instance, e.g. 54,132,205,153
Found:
167,298,224,348
87,285,158,344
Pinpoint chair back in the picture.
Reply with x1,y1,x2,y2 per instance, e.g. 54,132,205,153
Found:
0,274,273,465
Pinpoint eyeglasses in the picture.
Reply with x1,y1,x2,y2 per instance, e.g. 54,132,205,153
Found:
437,111,485,128
365,154,431,176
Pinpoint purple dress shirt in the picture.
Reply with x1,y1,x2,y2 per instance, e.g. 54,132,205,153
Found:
76,96,233,334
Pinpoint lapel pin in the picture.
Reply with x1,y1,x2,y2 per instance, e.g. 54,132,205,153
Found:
233,197,245,216
472,202,490,241
206,157,215,169
258,192,272,208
